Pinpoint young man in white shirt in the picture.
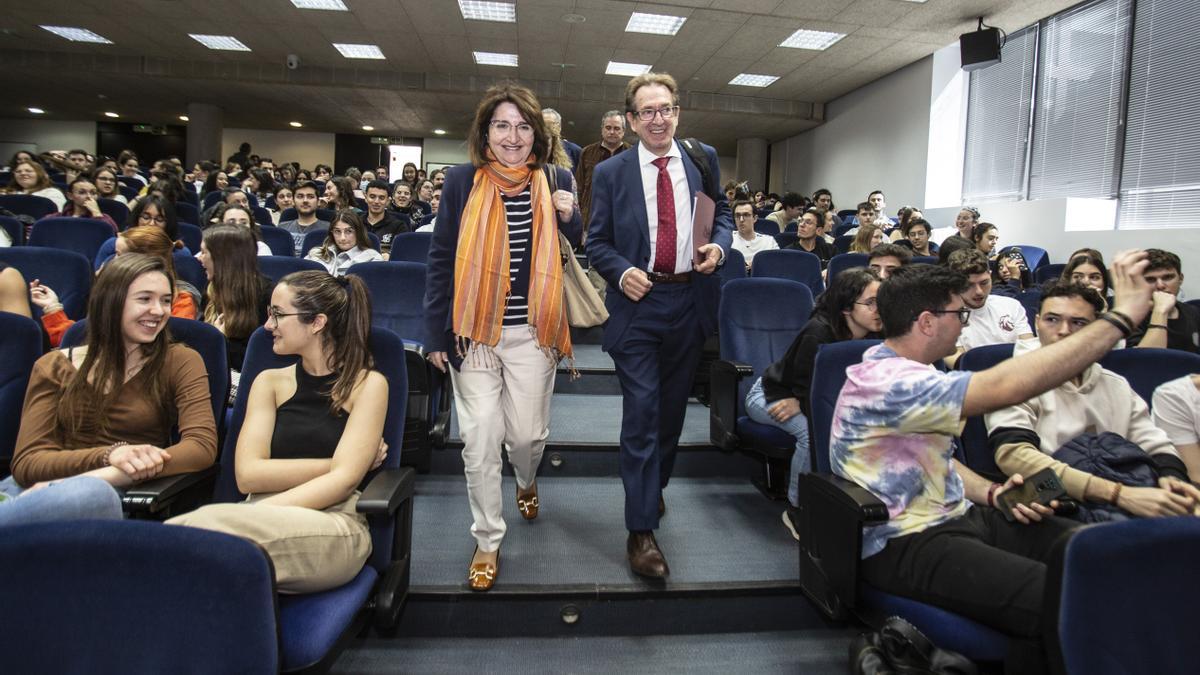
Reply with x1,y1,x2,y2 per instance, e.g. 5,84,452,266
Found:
946,248,1032,366
729,200,777,270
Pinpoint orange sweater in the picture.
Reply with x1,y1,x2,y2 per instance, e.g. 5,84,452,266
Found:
41,292,197,348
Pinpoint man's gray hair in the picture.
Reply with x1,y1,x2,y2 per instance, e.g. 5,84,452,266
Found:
542,108,562,123
602,109,624,124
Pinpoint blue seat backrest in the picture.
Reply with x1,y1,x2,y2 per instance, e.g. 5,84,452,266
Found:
0,312,42,467
751,248,825,296
347,262,427,345
0,247,92,318
252,206,273,227
28,217,114,262
175,202,200,226
826,252,869,282
97,198,129,227
753,219,777,235
202,191,223,210
257,256,326,284
259,226,295,257
717,247,746,287
718,278,814,417
118,185,138,201
174,252,208,301
1035,263,1066,285
177,222,203,253
809,339,882,474
0,215,22,246
300,229,330,256
0,194,58,220
1016,289,1042,332
834,234,853,253
1014,245,1048,270
955,343,1015,476
1099,347,1200,409
774,232,798,249
388,232,433,264
0,520,278,673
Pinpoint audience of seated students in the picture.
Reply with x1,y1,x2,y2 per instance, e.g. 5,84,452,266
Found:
1062,253,1110,300
279,181,330,256
867,243,911,279
321,176,357,213
946,249,1033,365
92,196,187,269
417,179,435,207
305,210,383,276
1153,374,1200,482
985,280,1200,520
211,203,271,256
166,271,388,593
398,162,418,187
5,149,37,171
897,216,937,256
866,190,892,227
118,151,147,186
8,253,218,496
849,224,884,254
786,207,836,268
196,225,272,373
766,192,804,233
200,188,250,226
729,199,777,270
891,205,921,240
841,201,876,237
202,169,230,197
91,167,127,205
389,181,426,226
45,176,119,234
2,158,66,210
1128,249,1199,353
361,179,410,257
972,222,1000,260
745,268,882,539
830,253,1161,672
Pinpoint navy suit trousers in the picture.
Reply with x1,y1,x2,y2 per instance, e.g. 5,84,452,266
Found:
609,282,704,531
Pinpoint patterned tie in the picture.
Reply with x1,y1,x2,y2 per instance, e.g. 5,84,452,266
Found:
651,156,676,274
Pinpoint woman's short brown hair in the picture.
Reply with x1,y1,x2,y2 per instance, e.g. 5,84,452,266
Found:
467,82,549,168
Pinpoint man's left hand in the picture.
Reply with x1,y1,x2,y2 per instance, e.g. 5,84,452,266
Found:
694,244,722,274
993,473,1058,525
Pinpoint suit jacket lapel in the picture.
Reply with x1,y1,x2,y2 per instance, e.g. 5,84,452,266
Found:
624,148,650,252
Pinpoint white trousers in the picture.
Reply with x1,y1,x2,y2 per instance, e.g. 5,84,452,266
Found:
451,326,557,552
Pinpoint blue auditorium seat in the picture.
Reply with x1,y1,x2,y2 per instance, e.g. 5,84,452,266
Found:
175,201,200,226
177,222,203,254
252,206,273,227
1099,347,1200,409
1014,244,1049,270
1016,288,1042,331
717,247,746,286
0,247,92,318
834,234,853,253
118,185,138,201
0,215,23,245
259,226,296,257
0,312,42,476
388,232,432,264
214,326,415,671
1035,263,1066,285
96,198,129,227
117,175,143,190
258,256,326,284
955,344,1016,478
797,339,1008,664
709,278,813,496
0,194,58,221
773,232,798,249
826,252,869,281
173,251,208,301
837,209,856,221
0,520,280,672
753,218,777,236
201,191,223,210
751,249,824,296
28,217,114,262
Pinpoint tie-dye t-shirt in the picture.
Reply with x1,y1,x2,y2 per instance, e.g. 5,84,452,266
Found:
831,344,973,558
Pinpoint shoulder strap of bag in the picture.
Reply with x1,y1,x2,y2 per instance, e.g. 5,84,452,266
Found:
543,165,558,193
679,137,715,198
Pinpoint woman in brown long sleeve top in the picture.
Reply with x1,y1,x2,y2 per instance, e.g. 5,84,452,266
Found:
10,253,217,489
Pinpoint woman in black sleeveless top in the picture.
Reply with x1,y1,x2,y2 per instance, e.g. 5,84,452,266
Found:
169,271,389,593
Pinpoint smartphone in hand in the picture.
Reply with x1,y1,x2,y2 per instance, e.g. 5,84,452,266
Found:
996,467,1067,522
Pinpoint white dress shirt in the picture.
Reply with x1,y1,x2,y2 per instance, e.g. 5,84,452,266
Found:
638,141,694,274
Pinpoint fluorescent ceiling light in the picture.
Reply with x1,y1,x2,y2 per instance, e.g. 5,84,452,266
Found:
178,115,189,122
333,43,385,59
39,26,113,44
459,1,515,23
473,51,518,67
289,121,303,127
625,12,687,36
606,61,652,77
104,112,120,118
189,34,251,51
779,28,846,50
729,73,780,87
434,129,447,135
290,0,348,9
362,125,374,131
28,107,45,114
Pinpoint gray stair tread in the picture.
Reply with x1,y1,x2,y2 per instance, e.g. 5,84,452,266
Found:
563,343,614,371
410,476,798,590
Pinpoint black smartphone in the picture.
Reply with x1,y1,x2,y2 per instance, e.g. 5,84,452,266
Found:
1006,250,1029,272
996,467,1067,521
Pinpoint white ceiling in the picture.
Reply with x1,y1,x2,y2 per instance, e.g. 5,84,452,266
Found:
0,0,1080,154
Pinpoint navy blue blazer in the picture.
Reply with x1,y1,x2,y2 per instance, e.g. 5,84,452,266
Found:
422,162,582,354
585,140,733,352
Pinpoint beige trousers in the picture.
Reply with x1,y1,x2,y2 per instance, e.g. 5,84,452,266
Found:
451,325,557,552
167,492,371,594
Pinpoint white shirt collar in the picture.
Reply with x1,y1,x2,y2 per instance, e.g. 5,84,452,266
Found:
638,140,681,167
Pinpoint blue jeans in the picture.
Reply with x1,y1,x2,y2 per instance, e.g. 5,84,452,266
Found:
0,475,123,526
743,378,810,507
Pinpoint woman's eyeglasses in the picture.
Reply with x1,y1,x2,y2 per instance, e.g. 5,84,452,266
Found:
267,307,312,322
489,120,534,137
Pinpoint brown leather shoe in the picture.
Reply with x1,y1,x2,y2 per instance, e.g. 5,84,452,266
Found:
627,531,670,578
658,494,666,517
468,549,499,592
517,482,539,521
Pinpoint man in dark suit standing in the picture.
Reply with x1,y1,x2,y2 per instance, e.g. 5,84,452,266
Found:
586,72,733,578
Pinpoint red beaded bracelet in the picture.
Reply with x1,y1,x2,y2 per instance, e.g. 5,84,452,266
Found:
987,482,1001,508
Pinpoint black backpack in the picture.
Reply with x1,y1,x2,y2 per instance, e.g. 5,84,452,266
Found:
678,138,717,199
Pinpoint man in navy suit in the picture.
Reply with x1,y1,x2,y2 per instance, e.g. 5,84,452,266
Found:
586,72,733,578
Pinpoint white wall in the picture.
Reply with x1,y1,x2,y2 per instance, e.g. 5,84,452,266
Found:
718,155,737,185
0,119,98,158
221,128,336,170
769,57,933,210
422,137,469,170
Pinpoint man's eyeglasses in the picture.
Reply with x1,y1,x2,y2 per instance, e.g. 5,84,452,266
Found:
734,213,756,220
489,120,534,137
926,308,971,326
268,307,312,322
632,106,679,122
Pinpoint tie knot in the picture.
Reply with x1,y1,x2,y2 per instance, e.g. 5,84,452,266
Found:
652,157,670,171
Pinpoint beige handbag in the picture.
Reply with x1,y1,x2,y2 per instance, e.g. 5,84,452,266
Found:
558,231,608,327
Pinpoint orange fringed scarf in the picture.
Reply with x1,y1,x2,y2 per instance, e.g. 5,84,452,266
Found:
452,154,572,361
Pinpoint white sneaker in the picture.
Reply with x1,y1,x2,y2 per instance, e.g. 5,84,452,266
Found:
781,508,799,541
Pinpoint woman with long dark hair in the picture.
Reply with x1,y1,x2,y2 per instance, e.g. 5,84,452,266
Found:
168,271,387,593
321,176,357,212
743,268,882,539
305,210,382,276
198,225,272,371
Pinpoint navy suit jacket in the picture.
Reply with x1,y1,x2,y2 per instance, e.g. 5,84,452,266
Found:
586,140,733,352
422,163,582,355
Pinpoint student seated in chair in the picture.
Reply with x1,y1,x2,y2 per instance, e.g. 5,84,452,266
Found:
6,253,217,498
1153,374,1200,482
1128,249,1199,354
829,254,1157,672
945,248,1033,367
168,271,388,593
985,280,1200,519
729,199,777,270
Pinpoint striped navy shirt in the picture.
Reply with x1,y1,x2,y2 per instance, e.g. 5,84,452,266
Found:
502,186,532,325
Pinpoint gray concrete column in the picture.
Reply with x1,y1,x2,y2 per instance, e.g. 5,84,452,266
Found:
185,103,223,167
735,137,769,191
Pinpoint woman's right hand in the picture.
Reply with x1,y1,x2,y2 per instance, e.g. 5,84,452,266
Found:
28,280,60,310
1116,484,1195,518
428,351,448,373
107,444,171,482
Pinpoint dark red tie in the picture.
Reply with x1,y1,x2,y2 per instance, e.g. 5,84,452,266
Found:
651,156,676,274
